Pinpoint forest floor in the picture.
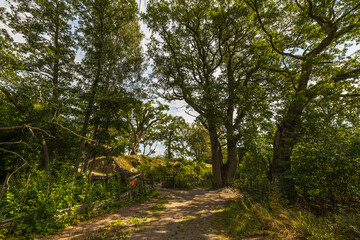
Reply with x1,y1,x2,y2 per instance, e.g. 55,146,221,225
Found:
41,188,241,240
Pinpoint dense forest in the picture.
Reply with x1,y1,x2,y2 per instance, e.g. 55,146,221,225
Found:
1,0,360,239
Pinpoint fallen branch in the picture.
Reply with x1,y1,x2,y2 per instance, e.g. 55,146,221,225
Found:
0,148,31,189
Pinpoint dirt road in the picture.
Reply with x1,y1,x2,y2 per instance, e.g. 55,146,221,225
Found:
42,188,238,240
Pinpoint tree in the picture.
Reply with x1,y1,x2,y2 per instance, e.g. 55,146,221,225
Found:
159,115,188,160
145,0,268,187
185,122,212,163
2,0,76,171
121,100,169,155
292,92,360,210
246,0,360,200
74,0,143,173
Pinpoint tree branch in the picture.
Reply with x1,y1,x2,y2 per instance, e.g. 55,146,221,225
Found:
340,93,360,97
0,141,32,149
51,122,97,143
334,2,360,24
334,68,360,82
246,0,305,60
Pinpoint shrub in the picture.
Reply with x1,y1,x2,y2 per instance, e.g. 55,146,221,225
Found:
0,164,136,239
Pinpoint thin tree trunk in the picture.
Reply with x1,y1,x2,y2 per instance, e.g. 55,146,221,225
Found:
167,131,173,160
40,134,51,173
49,0,61,165
74,50,103,175
208,122,223,188
83,124,99,174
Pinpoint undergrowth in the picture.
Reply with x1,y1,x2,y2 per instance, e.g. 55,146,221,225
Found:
223,192,360,240
0,165,158,240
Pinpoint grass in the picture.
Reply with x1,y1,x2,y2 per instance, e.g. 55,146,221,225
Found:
222,192,360,240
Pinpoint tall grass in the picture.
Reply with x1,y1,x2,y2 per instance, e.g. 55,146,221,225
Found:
223,192,360,240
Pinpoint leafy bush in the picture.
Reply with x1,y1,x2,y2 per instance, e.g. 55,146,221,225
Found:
0,164,141,239
292,143,360,212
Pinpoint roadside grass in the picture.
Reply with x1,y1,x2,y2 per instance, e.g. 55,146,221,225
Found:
223,192,360,240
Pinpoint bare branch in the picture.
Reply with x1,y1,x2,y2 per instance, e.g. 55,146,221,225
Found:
0,148,30,189
0,141,33,149
0,124,32,131
51,122,97,143
0,148,30,166
4,162,28,190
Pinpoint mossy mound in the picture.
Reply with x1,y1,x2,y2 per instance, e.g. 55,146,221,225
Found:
90,154,165,174
123,154,166,168
90,156,137,174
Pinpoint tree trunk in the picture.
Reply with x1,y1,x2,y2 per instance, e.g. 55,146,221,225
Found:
131,138,140,155
167,131,173,160
272,101,305,202
222,136,239,186
74,13,105,175
83,123,99,174
40,134,50,173
208,122,223,188
74,50,103,175
48,2,60,166
272,64,312,202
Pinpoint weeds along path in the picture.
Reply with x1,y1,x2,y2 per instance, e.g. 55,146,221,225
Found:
42,188,238,240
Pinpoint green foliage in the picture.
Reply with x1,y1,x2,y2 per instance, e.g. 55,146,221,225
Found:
137,157,167,182
0,164,154,239
223,193,360,240
120,100,169,155
137,156,212,188
171,158,212,188
185,122,212,162
291,95,360,211
292,142,360,212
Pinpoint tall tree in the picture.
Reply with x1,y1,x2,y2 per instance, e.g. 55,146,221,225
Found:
2,0,76,171
74,0,144,173
145,0,268,187
246,0,360,200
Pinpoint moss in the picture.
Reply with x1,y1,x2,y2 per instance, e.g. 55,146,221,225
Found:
89,155,166,175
